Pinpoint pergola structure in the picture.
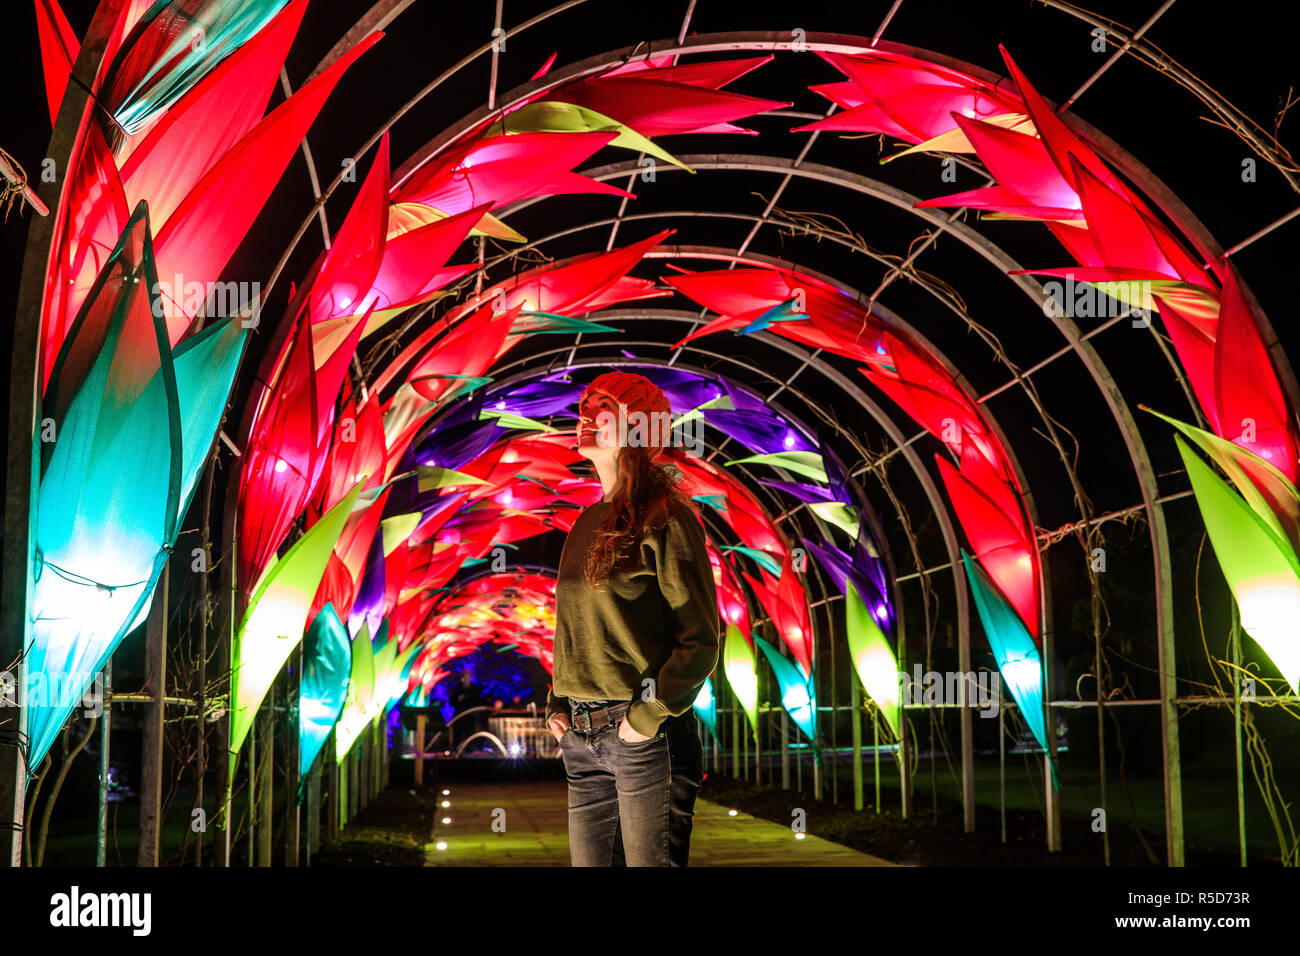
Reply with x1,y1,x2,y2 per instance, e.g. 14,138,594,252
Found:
4,0,1298,869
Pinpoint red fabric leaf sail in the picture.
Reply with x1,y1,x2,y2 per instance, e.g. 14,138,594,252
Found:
41,116,129,394
153,31,382,340
35,0,79,128
391,131,628,214
1213,270,1300,483
549,74,790,137
935,453,1039,638
118,0,308,227
310,131,390,323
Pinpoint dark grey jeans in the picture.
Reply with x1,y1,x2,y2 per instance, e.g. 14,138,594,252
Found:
559,709,704,866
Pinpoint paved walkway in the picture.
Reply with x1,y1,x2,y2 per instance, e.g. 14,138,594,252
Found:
423,781,895,866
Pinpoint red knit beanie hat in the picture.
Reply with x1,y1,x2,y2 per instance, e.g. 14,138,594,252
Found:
579,371,674,454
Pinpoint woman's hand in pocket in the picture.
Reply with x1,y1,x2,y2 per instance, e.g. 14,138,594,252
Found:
617,717,653,743
547,713,570,743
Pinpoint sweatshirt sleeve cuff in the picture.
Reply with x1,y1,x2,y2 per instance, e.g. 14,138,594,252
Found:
624,701,665,738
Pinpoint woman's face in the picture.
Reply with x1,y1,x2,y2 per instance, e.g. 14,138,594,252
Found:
576,390,622,465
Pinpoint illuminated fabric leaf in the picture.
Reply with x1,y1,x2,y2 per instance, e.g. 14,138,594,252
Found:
99,0,293,136
153,30,381,337
843,580,900,738
1213,270,1300,485
1145,407,1300,555
119,0,307,227
550,59,789,137
510,312,620,335
936,452,1039,639
808,501,860,540
692,677,719,739
718,544,783,578
961,551,1059,789
490,100,691,172
478,409,557,433
229,481,365,781
416,466,489,493
755,635,817,742
42,118,130,394
35,0,79,128
29,202,247,768
1176,437,1300,693
721,623,759,735
724,450,827,483
297,603,351,799
334,621,377,760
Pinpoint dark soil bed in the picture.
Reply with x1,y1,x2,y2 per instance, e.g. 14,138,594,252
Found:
698,773,1258,866
312,787,439,867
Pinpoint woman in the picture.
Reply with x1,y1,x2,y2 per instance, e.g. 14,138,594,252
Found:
544,371,720,866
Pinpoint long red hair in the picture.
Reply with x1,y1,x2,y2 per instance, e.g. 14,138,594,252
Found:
582,446,699,587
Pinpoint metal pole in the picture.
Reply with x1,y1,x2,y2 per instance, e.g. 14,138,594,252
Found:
999,702,1006,844
96,661,111,867
256,688,273,866
286,646,302,867
873,706,881,814
780,710,788,789
1231,607,1247,866
414,715,426,786
195,464,212,866
138,562,169,866
851,681,863,811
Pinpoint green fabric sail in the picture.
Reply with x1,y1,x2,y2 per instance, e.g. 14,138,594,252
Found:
478,408,558,432
755,635,817,742
721,623,759,736
510,312,620,335
229,480,365,782
844,579,901,738
808,501,861,540
962,551,1060,790
723,450,828,483
1176,436,1300,693
335,620,377,760
1146,407,1300,554
29,200,247,769
297,603,352,800
489,100,691,172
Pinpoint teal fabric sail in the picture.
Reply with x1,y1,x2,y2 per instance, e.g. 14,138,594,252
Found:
692,676,719,739
103,0,293,136
28,200,248,768
755,635,817,742
961,551,1060,789
298,603,352,800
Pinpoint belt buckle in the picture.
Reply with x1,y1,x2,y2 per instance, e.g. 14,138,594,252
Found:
572,709,591,734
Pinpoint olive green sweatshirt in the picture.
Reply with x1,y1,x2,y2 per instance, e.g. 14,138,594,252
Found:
545,497,720,738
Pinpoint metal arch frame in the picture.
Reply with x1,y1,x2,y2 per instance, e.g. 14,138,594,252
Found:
468,153,1185,853
22,7,1296,865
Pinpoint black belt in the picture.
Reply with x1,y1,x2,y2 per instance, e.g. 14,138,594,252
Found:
569,700,630,734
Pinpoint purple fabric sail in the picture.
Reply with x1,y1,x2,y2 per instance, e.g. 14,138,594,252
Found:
722,380,771,415
489,380,585,418
418,417,509,471
803,535,895,638
349,529,387,638
704,408,814,454
755,477,838,504
817,431,853,504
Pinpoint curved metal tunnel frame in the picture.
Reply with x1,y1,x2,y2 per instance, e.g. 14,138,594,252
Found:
7,2,1298,867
